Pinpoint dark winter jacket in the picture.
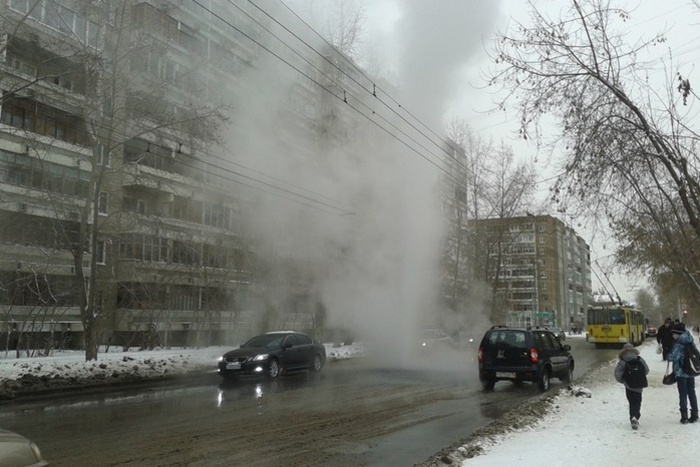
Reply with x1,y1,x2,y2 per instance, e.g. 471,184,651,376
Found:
657,323,674,348
669,330,695,378
614,346,649,393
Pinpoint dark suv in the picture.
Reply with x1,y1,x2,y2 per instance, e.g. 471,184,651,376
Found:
477,325,574,392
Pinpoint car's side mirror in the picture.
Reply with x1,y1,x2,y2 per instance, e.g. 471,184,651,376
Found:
563,344,571,351
284,342,293,349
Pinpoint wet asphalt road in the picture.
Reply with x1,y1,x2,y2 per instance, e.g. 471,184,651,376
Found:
1,337,620,466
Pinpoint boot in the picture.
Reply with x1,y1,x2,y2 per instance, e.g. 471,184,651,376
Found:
681,412,689,424
690,412,698,423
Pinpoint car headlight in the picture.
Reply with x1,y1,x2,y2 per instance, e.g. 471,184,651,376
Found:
218,356,225,362
253,353,269,361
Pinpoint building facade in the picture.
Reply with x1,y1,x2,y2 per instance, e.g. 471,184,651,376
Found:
0,0,317,349
470,215,591,330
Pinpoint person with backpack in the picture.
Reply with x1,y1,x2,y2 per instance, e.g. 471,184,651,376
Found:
669,323,699,424
614,343,649,430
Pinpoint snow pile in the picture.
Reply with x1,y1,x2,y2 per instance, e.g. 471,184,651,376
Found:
0,342,366,399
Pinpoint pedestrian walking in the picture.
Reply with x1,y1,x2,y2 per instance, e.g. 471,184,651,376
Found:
669,323,699,424
614,343,649,430
657,318,674,361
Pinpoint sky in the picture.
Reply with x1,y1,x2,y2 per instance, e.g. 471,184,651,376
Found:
2,336,697,466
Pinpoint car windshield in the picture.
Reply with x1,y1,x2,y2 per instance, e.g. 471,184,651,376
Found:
241,334,286,349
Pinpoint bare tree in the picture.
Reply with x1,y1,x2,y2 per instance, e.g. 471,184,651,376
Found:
489,0,700,293
445,121,538,323
324,0,366,60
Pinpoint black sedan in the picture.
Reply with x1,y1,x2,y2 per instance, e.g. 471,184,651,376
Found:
218,331,326,379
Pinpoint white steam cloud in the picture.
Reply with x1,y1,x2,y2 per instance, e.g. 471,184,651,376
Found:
218,0,502,365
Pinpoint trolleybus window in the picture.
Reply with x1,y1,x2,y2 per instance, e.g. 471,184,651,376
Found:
588,308,626,324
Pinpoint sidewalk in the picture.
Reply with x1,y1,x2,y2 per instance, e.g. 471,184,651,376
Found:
455,337,700,466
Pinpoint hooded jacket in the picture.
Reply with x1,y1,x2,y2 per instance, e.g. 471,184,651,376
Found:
670,330,695,378
614,346,649,393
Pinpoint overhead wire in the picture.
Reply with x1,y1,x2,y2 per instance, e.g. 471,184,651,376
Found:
255,0,464,165
203,0,479,188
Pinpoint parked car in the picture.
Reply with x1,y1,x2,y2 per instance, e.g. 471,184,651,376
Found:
419,328,455,349
477,325,574,392
218,331,326,379
545,326,566,341
646,326,658,338
0,428,48,467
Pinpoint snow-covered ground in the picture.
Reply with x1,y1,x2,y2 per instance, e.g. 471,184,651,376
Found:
446,337,700,467
1,336,696,466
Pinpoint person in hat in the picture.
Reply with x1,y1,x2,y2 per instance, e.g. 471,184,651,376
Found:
669,323,699,424
614,343,649,430
657,317,674,361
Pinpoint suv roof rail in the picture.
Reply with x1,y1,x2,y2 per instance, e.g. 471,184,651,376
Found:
490,325,508,329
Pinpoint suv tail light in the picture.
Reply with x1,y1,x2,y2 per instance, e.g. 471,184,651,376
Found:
530,348,539,363
477,347,483,361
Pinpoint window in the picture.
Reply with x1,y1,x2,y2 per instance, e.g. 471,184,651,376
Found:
98,192,108,215
95,240,106,264
539,236,545,244
97,143,110,167
10,0,101,47
0,149,89,197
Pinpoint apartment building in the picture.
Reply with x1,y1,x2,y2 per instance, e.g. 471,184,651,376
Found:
0,0,296,350
470,215,591,330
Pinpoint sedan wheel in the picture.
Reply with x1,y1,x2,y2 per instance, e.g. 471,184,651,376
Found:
312,354,323,372
268,359,281,378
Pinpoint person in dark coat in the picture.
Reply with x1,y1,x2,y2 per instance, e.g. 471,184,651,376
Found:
657,317,674,361
614,343,649,430
669,323,699,424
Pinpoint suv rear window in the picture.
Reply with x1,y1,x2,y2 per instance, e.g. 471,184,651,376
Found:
485,330,528,349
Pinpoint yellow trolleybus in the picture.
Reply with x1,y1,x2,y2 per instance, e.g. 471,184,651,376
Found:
587,305,645,348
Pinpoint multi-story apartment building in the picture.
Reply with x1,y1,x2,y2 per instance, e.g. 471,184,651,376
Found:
470,215,591,330
0,0,297,352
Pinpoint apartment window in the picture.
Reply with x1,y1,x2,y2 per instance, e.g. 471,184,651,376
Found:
539,224,546,232
539,236,545,244
6,55,35,75
95,240,106,265
1,97,85,145
204,203,230,229
0,149,90,197
123,197,146,214
10,0,101,47
172,240,200,265
97,143,110,167
98,192,108,215
1,102,30,128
